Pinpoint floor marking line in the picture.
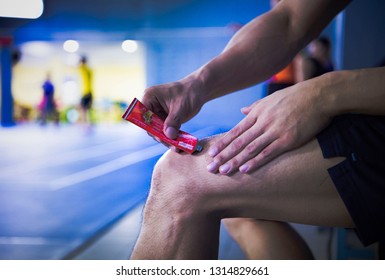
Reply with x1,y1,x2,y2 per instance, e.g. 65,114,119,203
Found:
50,144,166,190
0,236,73,245
49,126,219,190
0,137,145,179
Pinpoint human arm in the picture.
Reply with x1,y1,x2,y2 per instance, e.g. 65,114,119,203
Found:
198,0,350,99
207,66,385,174
143,0,351,139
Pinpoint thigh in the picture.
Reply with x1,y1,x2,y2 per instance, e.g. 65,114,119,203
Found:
164,135,353,228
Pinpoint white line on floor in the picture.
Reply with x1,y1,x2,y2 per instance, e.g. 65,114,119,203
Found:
50,144,167,190
49,126,218,190
0,137,148,179
0,236,73,245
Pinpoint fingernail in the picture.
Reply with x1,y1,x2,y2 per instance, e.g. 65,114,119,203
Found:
239,164,249,173
165,127,177,139
208,147,219,157
219,163,231,174
207,161,218,173
241,107,249,114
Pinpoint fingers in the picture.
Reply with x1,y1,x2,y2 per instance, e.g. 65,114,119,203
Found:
238,139,286,173
206,102,291,175
141,86,158,111
207,115,264,174
207,132,273,175
241,99,260,115
240,105,252,115
207,116,256,158
164,110,181,139
142,86,182,139
142,88,168,120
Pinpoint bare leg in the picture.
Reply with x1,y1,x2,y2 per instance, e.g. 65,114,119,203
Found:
130,136,353,259
80,108,88,125
223,218,314,259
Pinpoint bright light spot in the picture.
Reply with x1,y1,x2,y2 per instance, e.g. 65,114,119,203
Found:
0,0,43,19
121,40,138,53
63,40,79,53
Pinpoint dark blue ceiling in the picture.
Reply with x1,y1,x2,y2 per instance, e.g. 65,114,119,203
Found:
0,0,270,42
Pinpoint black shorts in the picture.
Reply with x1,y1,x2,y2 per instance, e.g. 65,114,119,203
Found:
317,114,385,246
80,93,93,110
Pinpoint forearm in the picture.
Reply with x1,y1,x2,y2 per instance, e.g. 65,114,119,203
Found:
323,67,385,117
195,9,301,101
188,0,350,103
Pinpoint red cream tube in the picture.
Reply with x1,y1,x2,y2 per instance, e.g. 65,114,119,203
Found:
122,98,202,154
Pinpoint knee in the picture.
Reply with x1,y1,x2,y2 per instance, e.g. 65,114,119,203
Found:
144,149,208,219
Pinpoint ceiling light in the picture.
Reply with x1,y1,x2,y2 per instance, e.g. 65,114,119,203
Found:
63,40,79,53
0,0,43,19
122,40,138,53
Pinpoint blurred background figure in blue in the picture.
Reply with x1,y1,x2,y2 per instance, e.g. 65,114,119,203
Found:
38,73,59,126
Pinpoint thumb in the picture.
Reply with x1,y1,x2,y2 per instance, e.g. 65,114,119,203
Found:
164,110,181,139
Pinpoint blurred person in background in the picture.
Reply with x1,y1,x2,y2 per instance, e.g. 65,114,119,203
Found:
38,73,59,126
79,55,94,131
297,36,334,82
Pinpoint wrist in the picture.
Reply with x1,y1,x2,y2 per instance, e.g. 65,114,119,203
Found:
317,70,352,119
179,69,210,110
183,66,213,105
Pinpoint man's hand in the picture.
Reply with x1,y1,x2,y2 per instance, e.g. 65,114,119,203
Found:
206,78,332,174
142,76,206,149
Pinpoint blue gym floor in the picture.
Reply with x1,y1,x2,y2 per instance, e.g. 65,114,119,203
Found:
0,122,231,259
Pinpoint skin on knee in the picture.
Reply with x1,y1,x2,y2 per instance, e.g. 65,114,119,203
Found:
131,135,353,259
131,147,223,259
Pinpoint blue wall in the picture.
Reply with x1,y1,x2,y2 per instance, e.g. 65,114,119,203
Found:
342,0,385,69
143,29,265,129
